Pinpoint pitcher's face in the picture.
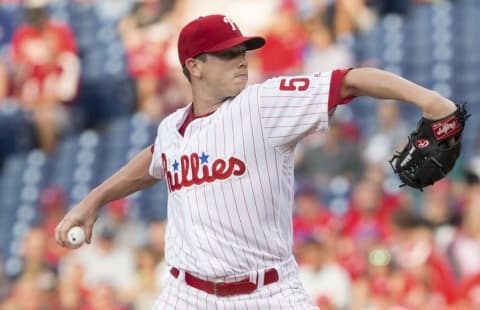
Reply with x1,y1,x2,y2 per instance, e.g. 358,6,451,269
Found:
199,44,249,98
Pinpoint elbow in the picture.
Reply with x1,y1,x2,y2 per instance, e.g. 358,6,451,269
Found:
341,70,359,98
341,67,376,98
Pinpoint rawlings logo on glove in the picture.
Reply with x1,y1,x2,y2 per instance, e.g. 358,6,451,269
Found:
432,116,460,140
389,103,470,190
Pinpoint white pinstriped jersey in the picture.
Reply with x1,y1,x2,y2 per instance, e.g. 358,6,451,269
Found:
149,71,333,280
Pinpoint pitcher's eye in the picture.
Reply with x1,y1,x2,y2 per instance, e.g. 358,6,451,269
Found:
211,48,246,60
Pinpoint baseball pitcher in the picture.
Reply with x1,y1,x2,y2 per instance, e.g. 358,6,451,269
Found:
55,14,467,309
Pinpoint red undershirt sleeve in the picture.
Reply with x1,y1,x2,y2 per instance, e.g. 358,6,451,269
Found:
327,68,356,112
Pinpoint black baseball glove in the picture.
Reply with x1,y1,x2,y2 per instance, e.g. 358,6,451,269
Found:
389,103,470,190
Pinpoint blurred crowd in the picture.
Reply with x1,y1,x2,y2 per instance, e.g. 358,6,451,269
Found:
2,0,480,309
0,0,409,161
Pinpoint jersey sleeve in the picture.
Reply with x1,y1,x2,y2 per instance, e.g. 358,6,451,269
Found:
328,68,356,111
148,126,165,180
257,70,353,149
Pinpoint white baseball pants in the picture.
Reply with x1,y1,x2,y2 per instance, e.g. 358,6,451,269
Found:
152,257,319,309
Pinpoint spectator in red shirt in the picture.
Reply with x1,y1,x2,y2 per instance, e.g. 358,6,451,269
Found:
10,0,80,153
118,0,185,121
257,0,307,77
293,182,334,253
390,208,459,308
80,282,129,310
342,178,396,251
39,186,71,267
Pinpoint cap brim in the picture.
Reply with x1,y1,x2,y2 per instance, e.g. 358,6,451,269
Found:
203,36,265,54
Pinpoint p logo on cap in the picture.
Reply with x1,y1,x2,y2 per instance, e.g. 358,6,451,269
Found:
223,16,237,31
177,14,265,65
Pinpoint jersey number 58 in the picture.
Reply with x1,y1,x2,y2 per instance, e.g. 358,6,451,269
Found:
279,78,310,91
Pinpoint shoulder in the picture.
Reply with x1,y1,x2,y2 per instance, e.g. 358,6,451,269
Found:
225,84,260,108
238,83,260,96
258,72,334,91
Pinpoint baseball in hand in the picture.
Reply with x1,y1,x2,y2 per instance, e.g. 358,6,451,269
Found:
67,226,86,246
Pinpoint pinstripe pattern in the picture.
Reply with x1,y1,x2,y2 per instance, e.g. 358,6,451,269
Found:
148,72,332,307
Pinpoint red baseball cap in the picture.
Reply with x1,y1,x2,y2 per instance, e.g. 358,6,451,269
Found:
178,14,265,65
39,186,66,212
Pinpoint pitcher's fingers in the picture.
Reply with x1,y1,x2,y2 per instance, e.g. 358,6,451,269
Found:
85,223,94,244
55,218,78,248
54,220,67,247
